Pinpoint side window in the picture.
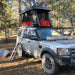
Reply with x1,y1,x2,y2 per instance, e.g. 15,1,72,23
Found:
23,29,28,38
18,30,22,36
28,30,37,40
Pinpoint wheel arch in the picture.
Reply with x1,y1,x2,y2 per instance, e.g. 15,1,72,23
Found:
40,48,58,60
41,48,59,74
17,43,25,57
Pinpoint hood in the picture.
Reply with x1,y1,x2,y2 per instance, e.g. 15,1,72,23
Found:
46,36,69,41
53,40,75,48
55,40,75,45
42,40,75,49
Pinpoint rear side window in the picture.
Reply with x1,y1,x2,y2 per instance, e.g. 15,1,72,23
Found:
18,30,22,36
28,30,37,40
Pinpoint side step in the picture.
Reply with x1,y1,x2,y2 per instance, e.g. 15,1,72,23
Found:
10,43,19,61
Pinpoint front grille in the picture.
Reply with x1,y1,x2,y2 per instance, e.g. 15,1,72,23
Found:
70,49,75,58
71,49,75,53
71,51,75,53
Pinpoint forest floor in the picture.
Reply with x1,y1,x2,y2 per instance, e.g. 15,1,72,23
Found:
0,37,75,75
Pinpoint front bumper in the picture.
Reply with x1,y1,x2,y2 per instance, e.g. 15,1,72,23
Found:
62,56,75,67
56,48,75,67
57,56,75,67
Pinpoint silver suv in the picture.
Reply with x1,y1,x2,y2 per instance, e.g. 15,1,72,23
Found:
17,27,75,75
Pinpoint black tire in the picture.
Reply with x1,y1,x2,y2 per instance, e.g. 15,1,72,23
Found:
42,53,58,75
17,44,25,57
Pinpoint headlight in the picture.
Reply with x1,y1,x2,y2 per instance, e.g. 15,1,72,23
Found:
57,48,70,55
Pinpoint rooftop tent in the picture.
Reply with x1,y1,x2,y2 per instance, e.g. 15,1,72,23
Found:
21,6,52,28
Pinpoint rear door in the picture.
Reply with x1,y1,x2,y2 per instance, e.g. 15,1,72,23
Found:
22,29,30,52
27,29,40,57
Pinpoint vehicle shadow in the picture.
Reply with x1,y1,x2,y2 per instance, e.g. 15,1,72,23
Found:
0,55,75,75
55,66,75,75
0,54,35,64
0,56,42,75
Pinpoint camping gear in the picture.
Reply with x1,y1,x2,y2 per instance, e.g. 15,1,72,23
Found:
0,49,9,57
20,6,52,28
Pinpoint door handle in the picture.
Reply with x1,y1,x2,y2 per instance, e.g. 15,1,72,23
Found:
28,41,30,43
39,45,42,48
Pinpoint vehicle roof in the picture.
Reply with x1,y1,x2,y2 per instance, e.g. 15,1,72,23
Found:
20,6,51,15
19,26,36,30
19,26,55,31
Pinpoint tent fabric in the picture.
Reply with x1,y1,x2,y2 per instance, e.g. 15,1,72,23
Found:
22,20,51,27
22,21,32,27
40,20,51,27
0,49,9,57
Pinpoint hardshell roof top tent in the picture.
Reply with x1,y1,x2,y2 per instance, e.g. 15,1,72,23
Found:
21,6,52,28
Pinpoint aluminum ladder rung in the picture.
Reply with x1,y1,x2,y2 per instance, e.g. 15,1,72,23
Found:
10,44,19,61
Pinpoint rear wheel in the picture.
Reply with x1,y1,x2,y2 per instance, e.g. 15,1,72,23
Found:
17,44,25,57
42,53,58,75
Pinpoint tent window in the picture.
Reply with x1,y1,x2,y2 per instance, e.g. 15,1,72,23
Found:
38,12,51,27
22,12,32,26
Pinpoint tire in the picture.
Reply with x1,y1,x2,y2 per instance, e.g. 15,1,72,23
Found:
42,53,58,75
17,44,25,57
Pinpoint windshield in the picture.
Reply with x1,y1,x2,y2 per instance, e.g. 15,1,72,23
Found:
37,29,63,40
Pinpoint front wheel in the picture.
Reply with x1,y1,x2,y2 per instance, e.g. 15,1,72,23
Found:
42,53,58,75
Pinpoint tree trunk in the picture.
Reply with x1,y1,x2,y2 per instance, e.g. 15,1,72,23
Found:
45,0,48,6
70,17,74,35
19,0,21,27
33,0,35,5
29,0,32,6
5,27,8,42
70,17,74,34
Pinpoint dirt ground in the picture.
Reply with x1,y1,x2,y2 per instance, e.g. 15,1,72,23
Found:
0,37,75,75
